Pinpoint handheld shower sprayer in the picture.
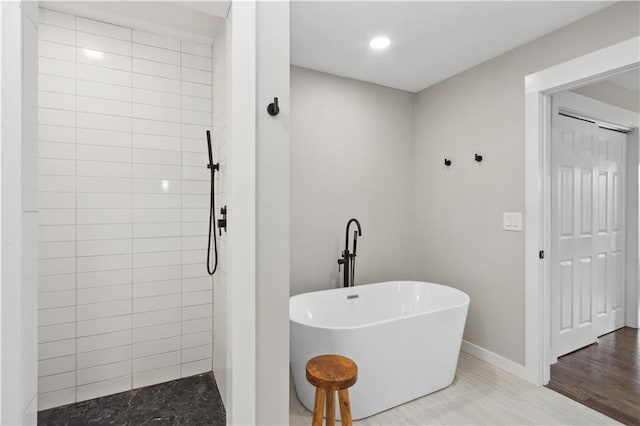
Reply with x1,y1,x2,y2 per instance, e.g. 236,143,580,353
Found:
206,130,219,275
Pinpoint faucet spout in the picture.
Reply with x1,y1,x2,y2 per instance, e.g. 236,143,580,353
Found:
344,218,362,252
339,218,363,288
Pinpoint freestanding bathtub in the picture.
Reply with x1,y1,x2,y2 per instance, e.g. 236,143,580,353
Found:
290,281,470,420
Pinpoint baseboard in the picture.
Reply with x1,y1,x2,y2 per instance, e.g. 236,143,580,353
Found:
461,340,529,382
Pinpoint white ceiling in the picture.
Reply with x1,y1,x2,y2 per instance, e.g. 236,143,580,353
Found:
291,1,615,93
47,1,228,43
178,1,231,19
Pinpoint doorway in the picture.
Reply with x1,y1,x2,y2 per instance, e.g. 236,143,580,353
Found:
550,86,636,360
523,36,640,387
545,69,640,424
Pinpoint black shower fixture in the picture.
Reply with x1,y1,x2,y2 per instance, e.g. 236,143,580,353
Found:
338,218,362,288
267,97,280,116
206,130,220,276
444,158,452,167
218,206,227,236
475,153,483,162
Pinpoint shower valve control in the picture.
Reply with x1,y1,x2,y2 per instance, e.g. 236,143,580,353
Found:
218,206,227,236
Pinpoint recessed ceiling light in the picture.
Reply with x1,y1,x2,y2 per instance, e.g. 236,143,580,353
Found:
369,36,390,50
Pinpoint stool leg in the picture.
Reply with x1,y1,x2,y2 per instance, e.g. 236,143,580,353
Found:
338,389,352,426
312,387,326,426
325,390,335,426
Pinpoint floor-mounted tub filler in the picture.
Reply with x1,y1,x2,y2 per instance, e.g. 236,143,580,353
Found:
290,281,470,420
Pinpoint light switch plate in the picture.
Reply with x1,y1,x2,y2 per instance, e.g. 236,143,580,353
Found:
503,212,523,232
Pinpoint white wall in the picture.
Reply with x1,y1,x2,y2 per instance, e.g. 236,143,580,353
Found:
413,1,640,364
290,66,416,296
22,4,40,422
227,2,256,423
36,9,216,409
1,1,39,424
256,2,290,424
211,17,229,405
626,128,640,328
0,5,3,418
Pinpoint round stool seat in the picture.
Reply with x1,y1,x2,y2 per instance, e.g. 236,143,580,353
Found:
306,354,357,391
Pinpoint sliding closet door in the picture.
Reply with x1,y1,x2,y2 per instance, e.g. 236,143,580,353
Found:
551,99,627,359
593,126,626,337
551,112,598,358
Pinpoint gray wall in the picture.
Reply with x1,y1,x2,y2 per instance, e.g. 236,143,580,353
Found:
573,81,640,113
290,66,415,296
414,1,640,364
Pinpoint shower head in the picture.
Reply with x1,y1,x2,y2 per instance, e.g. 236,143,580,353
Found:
206,130,213,169
206,130,219,171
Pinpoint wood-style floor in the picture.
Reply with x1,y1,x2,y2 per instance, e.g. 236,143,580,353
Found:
547,327,639,425
290,352,618,425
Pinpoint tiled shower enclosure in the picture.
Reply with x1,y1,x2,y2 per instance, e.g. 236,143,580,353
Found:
37,8,224,410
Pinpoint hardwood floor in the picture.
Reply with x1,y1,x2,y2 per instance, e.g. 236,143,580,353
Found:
547,327,639,425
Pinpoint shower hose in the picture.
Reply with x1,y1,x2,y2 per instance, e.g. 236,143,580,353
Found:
206,130,218,276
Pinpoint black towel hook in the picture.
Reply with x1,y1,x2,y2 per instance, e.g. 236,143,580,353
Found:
267,97,280,116
475,153,483,162
444,158,452,167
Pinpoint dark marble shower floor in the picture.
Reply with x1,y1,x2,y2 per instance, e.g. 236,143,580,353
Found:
38,373,225,425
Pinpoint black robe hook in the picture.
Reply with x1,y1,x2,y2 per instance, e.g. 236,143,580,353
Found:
267,97,279,116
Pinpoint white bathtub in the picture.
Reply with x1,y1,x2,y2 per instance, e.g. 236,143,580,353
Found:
290,281,470,420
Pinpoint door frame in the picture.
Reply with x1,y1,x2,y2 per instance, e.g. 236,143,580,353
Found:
227,1,257,423
524,36,640,386
549,90,637,361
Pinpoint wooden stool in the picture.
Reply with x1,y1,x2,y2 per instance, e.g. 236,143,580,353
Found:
306,354,358,426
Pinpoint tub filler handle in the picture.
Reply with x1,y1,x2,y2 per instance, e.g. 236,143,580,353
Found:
347,294,359,300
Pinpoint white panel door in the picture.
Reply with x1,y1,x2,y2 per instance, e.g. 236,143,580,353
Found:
551,100,626,359
593,126,626,336
551,113,597,357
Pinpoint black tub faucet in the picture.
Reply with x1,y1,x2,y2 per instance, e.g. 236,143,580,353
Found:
338,218,362,287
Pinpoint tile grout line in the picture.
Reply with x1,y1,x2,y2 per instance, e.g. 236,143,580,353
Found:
74,14,79,405
179,39,183,378
130,25,134,391
209,41,222,372
39,89,214,113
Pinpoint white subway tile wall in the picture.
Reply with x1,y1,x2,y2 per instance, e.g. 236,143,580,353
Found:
211,22,228,395
37,9,216,410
